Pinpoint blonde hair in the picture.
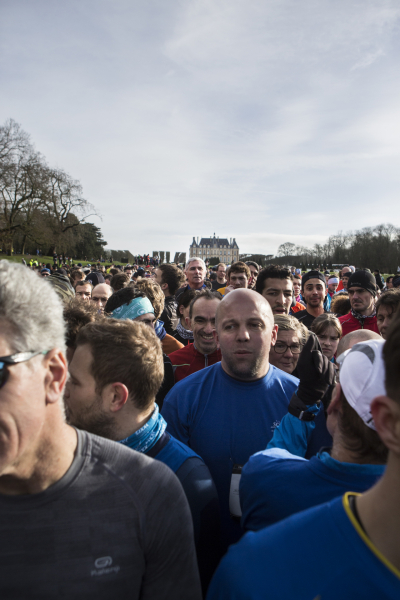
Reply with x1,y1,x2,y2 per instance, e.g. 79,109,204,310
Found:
273,314,309,345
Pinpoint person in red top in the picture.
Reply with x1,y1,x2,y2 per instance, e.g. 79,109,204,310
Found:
335,266,353,292
339,270,379,337
169,290,222,382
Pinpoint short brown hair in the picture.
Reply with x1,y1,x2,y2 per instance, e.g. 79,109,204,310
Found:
339,389,388,463
189,289,222,319
157,264,185,295
75,280,93,291
76,320,164,411
383,309,400,404
63,298,104,349
135,279,164,319
274,314,309,345
71,269,85,283
110,272,131,291
177,289,200,317
330,294,351,317
376,289,400,317
311,313,342,338
228,261,251,280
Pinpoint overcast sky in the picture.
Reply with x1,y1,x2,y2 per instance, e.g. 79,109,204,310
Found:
1,0,400,258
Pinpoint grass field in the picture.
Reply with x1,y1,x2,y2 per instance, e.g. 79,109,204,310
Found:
0,254,103,267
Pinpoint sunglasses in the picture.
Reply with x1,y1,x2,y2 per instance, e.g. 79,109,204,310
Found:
0,351,48,389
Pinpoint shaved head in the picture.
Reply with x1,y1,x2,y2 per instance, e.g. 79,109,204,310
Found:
337,329,382,358
216,288,274,331
214,289,277,381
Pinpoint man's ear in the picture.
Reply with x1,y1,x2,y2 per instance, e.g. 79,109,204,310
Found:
213,329,220,349
185,316,192,329
270,324,278,346
102,382,129,413
161,282,168,293
370,395,400,456
327,382,342,416
44,349,68,405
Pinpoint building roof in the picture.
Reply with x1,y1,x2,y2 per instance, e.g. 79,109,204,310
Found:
191,235,238,249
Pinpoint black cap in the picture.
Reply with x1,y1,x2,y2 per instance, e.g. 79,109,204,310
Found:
86,272,105,286
301,270,326,289
347,270,377,296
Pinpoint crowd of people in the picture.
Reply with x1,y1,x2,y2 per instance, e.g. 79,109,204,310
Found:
0,255,400,598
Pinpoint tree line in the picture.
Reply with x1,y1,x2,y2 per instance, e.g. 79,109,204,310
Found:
241,225,400,273
0,119,107,258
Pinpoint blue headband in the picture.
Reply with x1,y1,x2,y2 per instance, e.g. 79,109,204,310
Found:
111,297,154,321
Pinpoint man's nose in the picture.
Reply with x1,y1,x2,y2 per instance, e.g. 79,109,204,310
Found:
236,325,250,340
276,292,285,305
204,321,214,334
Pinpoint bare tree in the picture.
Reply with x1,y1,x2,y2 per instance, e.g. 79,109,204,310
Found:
0,119,100,254
277,242,296,257
41,167,98,252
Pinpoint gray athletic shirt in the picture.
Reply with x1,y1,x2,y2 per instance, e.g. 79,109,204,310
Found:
0,429,202,599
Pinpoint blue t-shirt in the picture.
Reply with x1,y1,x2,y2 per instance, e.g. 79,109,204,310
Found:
240,447,385,531
161,363,298,547
207,493,400,600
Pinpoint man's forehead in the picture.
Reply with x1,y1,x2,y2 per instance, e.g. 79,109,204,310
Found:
193,298,219,316
264,277,293,290
218,292,272,320
304,278,324,286
187,262,204,270
71,343,93,375
92,284,110,296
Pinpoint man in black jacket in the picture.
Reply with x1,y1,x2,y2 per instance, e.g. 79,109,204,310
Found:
152,264,184,334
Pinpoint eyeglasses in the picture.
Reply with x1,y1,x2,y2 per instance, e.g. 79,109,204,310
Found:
273,342,302,354
0,351,48,389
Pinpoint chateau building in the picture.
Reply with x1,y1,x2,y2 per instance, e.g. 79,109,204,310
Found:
189,234,239,264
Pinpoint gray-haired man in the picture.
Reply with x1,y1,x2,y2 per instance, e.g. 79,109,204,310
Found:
0,260,201,599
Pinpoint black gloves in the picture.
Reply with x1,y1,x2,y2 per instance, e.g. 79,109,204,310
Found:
288,333,336,420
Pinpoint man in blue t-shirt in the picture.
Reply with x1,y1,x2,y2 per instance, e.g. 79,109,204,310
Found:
207,318,400,599
162,289,329,549
64,318,220,594
240,338,387,532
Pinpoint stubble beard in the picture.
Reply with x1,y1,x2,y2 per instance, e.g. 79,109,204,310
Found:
65,401,117,440
222,352,267,381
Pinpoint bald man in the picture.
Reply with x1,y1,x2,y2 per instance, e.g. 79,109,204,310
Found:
336,328,382,358
162,289,299,550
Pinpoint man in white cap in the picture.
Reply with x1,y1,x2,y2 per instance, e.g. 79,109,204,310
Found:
327,276,339,298
240,336,387,532
207,319,400,599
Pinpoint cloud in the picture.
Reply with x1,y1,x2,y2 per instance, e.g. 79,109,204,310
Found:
1,0,400,258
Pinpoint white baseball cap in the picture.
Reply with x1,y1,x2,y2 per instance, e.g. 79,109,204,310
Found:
337,339,386,430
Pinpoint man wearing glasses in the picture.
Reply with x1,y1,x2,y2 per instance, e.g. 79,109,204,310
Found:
0,261,201,599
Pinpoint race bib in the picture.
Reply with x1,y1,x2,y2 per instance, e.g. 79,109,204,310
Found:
229,464,243,518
